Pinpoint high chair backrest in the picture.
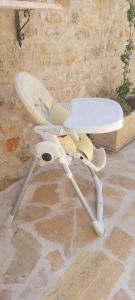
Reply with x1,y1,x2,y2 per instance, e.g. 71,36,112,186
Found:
15,72,54,125
15,72,70,126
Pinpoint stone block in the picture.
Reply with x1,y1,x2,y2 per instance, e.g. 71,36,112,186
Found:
32,183,60,206
14,205,50,223
105,228,134,260
47,11,63,24
74,208,97,249
56,0,70,7
33,169,63,183
129,266,135,293
0,289,11,300
103,185,125,201
5,137,20,152
46,251,124,300
104,204,116,217
82,15,97,28
108,175,135,190
19,268,47,299
45,250,64,271
64,175,94,198
66,51,80,66
113,289,131,300
0,119,17,134
4,229,41,283
35,212,74,257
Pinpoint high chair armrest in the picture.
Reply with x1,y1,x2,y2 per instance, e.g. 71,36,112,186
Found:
34,125,68,137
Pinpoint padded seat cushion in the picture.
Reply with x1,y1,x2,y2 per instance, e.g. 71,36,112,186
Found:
76,134,93,161
49,101,69,125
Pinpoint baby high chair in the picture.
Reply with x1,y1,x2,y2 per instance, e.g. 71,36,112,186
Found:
9,72,123,236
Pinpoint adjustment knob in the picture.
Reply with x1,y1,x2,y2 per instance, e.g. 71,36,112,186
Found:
42,153,52,161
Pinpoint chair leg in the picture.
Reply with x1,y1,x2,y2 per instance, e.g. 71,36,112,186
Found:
59,159,104,236
7,157,38,226
72,153,104,234
89,168,103,224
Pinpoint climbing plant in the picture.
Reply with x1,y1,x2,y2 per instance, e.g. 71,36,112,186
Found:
116,0,135,114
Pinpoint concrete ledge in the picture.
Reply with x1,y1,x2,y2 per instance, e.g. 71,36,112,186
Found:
0,0,62,10
90,111,135,152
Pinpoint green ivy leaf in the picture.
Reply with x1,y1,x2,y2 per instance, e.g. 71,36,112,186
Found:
115,0,135,114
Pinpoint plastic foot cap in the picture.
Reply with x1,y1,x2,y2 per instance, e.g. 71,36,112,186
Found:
92,220,104,236
5,214,14,227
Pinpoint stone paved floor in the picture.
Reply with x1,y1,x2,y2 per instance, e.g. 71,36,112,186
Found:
0,140,135,300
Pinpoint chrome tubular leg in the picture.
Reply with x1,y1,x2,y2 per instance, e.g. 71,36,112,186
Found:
7,157,38,225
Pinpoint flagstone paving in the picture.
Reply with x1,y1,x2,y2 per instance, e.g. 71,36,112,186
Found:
0,140,135,300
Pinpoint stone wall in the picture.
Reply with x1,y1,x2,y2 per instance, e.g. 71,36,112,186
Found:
0,0,134,189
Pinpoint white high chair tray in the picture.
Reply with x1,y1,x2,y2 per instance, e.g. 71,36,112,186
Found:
64,98,123,134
